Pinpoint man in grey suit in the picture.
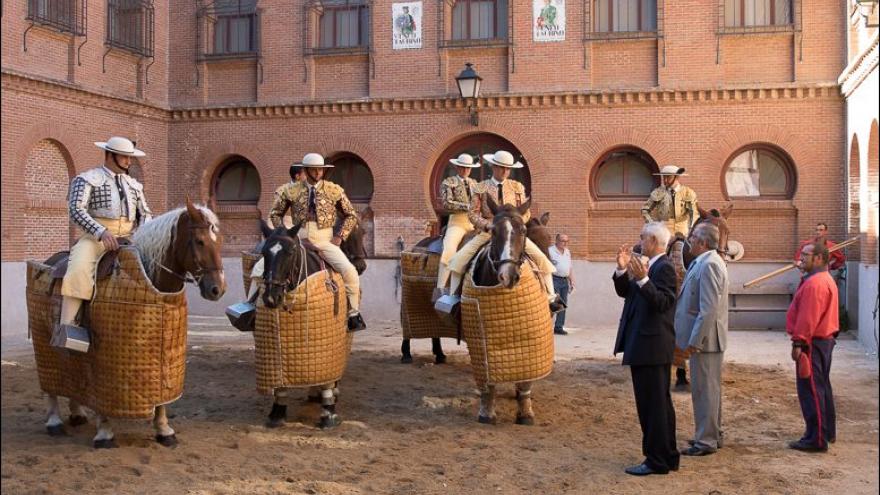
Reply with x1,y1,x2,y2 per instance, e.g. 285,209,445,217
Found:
675,223,729,456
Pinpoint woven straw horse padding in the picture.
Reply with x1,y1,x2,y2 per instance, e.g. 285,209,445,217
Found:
461,266,554,388
241,251,261,294
253,270,351,395
26,247,187,419
399,251,459,340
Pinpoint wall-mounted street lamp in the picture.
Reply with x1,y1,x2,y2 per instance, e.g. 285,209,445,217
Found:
455,62,482,127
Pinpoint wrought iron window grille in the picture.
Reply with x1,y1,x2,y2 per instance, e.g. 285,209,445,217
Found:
24,0,88,61
104,0,155,81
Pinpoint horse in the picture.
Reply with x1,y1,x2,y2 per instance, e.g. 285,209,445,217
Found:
257,220,353,429
45,199,226,448
399,211,552,364
468,196,541,425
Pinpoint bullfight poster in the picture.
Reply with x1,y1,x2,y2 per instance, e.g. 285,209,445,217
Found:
533,0,565,42
393,2,422,50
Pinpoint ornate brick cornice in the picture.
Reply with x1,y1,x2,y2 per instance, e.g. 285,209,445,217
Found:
839,32,879,98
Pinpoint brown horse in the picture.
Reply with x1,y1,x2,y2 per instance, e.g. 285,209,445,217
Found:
46,198,227,448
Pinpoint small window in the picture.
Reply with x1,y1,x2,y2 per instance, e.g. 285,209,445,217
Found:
204,0,258,56
214,159,261,204
452,0,508,41
319,2,370,49
594,0,657,33
723,0,791,27
325,154,374,203
107,0,154,57
27,0,86,35
593,148,658,199
724,146,795,199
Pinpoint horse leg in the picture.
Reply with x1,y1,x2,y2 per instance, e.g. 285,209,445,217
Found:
318,384,341,429
674,365,690,391
153,405,178,447
92,415,117,449
45,395,67,436
68,399,88,427
477,385,497,424
267,389,288,428
307,386,322,403
515,382,535,426
432,338,446,364
400,339,413,364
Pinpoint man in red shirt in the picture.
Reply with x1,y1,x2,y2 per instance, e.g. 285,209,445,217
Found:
786,241,839,453
793,223,845,271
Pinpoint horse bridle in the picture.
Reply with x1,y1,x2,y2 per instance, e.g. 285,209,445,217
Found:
156,223,223,286
485,230,527,272
263,240,307,293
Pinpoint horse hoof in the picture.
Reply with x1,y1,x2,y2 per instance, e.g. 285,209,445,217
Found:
46,424,68,437
673,384,690,393
266,417,286,428
400,355,413,364
69,415,88,427
155,434,178,448
477,415,497,425
319,415,341,429
434,354,447,365
515,415,535,426
93,438,118,449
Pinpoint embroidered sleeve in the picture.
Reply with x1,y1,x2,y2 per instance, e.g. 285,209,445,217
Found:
69,176,106,238
468,184,492,232
441,178,469,212
269,185,291,228
334,188,359,241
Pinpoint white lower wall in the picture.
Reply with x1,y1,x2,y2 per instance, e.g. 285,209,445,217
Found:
858,263,879,355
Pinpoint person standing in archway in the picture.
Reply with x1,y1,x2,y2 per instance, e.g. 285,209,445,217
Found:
434,153,480,301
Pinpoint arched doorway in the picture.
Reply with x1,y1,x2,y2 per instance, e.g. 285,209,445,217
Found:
209,155,262,255
326,152,375,256
430,133,531,232
24,138,74,259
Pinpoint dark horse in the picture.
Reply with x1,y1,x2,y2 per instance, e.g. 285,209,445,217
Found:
400,210,552,364
257,220,366,428
470,196,538,425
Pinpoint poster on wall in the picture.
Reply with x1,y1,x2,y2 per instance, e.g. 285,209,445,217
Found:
392,2,422,50
533,0,565,42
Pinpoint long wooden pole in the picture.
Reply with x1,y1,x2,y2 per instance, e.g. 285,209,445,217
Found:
742,236,861,289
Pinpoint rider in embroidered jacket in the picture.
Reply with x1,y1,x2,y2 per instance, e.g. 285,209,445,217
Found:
641,165,699,237
60,137,152,331
435,154,479,298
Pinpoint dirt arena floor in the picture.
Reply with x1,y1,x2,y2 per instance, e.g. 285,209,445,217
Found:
2,322,878,495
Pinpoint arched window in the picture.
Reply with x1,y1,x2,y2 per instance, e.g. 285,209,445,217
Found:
213,157,261,204
325,153,374,204
592,147,658,199
724,145,796,199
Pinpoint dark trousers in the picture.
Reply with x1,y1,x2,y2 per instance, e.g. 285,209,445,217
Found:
552,276,569,330
631,365,680,472
796,338,836,448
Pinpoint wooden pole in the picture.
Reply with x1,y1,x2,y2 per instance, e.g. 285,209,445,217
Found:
742,236,861,289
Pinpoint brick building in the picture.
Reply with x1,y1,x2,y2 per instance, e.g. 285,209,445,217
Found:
2,0,877,342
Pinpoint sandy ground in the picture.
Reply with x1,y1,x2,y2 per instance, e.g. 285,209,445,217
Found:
2,319,878,495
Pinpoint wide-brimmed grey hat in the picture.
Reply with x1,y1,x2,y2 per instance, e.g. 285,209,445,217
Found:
449,153,480,168
482,150,524,169
725,240,745,262
94,136,145,157
653,165,687,176
294,153,335,168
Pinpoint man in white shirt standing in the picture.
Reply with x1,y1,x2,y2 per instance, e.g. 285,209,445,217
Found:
549,233,575,335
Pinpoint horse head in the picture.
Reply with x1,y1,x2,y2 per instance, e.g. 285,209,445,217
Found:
340,222,368,275
176,198,227,301
483,195,530,289
259,220,305,309
526,212,552,258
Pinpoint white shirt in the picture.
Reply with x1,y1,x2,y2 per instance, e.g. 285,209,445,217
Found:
615,252,664,288
549,245,572,277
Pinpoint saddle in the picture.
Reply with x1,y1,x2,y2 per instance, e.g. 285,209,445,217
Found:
47,239,132,282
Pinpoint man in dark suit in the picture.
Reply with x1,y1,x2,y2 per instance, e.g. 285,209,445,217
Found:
613,221,681,476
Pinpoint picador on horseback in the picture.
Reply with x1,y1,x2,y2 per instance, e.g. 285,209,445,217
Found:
641,165,699,239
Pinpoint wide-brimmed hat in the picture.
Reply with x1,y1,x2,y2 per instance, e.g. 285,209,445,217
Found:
654,165,687,176
482,150,524,169
294,153,334,168
449,153,480,168
725,240,745,262
94,136,145,157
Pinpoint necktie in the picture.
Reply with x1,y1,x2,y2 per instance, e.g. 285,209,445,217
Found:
116,175,129,218
497,182,503,205
669,187,676,218
308,186,316,214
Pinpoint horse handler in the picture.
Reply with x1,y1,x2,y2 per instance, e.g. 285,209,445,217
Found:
59,136,152,336
267,153,366,332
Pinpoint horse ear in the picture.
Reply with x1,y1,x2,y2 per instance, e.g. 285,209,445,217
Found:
485,194,499,216
720,204,734,219
185,196,203,222
287,223,301,239
259,219,273,239
539,211,550,226
517,198,531,217
697,205,709,219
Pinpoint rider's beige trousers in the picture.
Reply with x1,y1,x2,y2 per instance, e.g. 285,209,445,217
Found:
446,230,556,300
437,213,474,289
61,218,134,301
252,222,360,313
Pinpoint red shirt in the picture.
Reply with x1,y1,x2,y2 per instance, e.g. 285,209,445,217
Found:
794,239,845,271
786,271,839,343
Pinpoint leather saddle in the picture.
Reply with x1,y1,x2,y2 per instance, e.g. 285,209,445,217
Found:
46,239,132,282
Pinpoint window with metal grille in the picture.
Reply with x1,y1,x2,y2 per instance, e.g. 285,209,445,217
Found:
106,0,154,57
723,0,792,27
593,148,659,199
451,0,508,41
26,0,86,35
199,0,259,57
593,0,657,33
318,2,370,49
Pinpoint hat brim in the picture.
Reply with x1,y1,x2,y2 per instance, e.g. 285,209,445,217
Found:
482,154,524,169
294,162,334,168
725,240,745,262
653,167,687,176
449,159,481,168
95,142,146,157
